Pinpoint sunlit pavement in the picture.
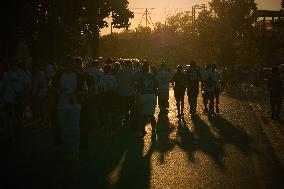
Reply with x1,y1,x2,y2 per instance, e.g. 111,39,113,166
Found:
2,89,284,189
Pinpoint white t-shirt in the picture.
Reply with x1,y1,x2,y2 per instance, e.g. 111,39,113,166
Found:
86,66,103,95
155,69,171,98
98,74,117,94
57,72,80,109
115,68,135,96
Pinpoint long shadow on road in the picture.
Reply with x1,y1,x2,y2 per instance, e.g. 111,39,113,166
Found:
174,114,256,170
208,115,256,156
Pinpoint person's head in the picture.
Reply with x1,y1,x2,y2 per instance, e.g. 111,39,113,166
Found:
63,55,75,71
176,65,182,73
113,62,121,73
141,61,150,73
160,61,166,69
74,57,83,71
126,60,133,69
103,64,113,74
134,61,141,69
91,59,100,68
206,64,212,70
105,58,113,65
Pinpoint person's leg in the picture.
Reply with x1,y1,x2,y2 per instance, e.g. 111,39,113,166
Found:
58,109,70,154
181,97,184,116
69,106,81,159
215,90,220,113
270,97,276,119
203,92,208,113
176,97,181,116
276,98,282,120
208,92,214,114
150,115,157,138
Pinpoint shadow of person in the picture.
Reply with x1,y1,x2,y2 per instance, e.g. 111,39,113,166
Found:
175,117,196,162
152,114,175,164
208,115,255,156
113,134,153,189
191,115,225,169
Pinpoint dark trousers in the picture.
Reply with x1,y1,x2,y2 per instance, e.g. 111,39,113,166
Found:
214,89,220,110
270,96,282,118
188,92,198,113
158,96,169,115
203,91,214,113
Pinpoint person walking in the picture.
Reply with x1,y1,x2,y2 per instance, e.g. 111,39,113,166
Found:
53,55,84,161
212,64,223,114
135,61,157,139
202,64,217,115
155,62,172,116
268,67,283,120
186,61,201,115
172,65,186,117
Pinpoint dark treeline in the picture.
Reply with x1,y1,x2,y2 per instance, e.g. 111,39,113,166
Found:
0,0,134,62
100,0,284,69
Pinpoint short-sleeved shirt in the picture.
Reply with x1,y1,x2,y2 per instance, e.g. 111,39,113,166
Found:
57,72,80,109
98,74,117,95
115,68,135,96
155,69,171,98
136,72,156,95
87,66,103,95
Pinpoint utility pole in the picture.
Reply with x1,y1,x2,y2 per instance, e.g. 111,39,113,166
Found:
192,4,206,32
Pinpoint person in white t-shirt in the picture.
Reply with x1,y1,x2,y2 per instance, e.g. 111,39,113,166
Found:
115,60,135,121
98,64,118,136
155,62,172,116
54,55,84,161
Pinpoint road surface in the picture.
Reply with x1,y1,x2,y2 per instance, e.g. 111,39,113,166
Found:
2,88,284,189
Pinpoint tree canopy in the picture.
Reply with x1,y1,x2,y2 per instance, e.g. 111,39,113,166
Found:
0,0,134,61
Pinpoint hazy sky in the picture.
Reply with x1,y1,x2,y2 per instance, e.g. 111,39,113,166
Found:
101,0,282,35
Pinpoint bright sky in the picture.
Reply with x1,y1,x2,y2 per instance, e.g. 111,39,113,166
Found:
101,0,282,35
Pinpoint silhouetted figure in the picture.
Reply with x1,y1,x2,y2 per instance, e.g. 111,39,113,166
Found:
155,62,171,116
135,61,157,139
212,64,223,113
172,65,186,117
115,60,135,122
53,55,84,161
186,61,201,115
268,67,283,120
202,64,217,115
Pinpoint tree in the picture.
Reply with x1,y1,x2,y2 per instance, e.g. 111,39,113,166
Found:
0,0,133,61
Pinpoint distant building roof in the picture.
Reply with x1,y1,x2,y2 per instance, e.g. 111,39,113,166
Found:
254,10,284,17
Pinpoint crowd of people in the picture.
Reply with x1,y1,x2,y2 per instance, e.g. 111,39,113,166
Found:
0,55,282,161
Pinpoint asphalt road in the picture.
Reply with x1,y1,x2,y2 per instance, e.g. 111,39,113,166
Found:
2,88,284,189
